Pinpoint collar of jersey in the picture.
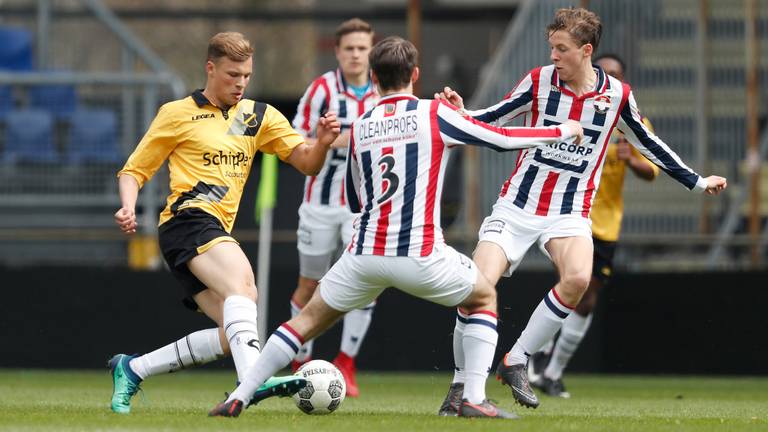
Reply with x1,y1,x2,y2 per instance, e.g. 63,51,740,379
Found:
191,89,239,111
550,65,609,100
335,68,376,100
377,93,418,106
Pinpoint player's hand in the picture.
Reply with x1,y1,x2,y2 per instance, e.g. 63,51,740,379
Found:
616,139,632,160
114,207,137,234
330,130,351,149
317,112,341,148
434,86,464,109
560,119,584,144
704,175,727,195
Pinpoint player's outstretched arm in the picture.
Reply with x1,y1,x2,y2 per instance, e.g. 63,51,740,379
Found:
618,91,711,192
436,102,581,151
114,174,139,234
286,113,341,176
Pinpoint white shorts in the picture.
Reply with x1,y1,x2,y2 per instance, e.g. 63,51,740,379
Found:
297,203,356,279
319,244,477,312
478,198,592,277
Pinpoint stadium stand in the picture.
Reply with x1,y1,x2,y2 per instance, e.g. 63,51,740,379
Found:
29,83,79,121
2,109,57,164
66,109,120,164
0,27,34,71
0,86,14,118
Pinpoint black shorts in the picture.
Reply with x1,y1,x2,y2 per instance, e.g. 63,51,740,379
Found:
592,237,617,285
158,208,236,310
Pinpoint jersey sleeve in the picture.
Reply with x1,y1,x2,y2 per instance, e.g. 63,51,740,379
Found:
344,124,362,213
617,91,705,192
259,105,306,161
628,117,660,178
464,68,537,125
435,100,565,151
292,77,330,138
117,104,179,188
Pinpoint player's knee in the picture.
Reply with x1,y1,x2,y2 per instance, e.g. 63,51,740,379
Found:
228,272,257,301
561,272,591,295
462,278,497,313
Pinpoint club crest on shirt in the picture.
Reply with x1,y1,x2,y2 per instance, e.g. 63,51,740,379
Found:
234,110,262,137
593,95,611,114
384,103,396,117
243,112,259,128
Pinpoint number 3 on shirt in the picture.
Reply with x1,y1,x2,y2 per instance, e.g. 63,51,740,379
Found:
377,154,399,204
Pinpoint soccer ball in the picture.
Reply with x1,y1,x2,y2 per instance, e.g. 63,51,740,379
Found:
292,359,346,415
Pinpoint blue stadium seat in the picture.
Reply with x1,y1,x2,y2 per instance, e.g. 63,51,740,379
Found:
29,83,78,120
2,109,57,163
0,86,14,118
0,27,33,71
66,109,121,164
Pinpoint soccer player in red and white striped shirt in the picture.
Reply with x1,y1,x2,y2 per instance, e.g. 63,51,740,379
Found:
437,8,727,409
289,18,379,397
210,36,582,419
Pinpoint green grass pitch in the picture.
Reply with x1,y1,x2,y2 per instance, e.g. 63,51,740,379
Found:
0,370,765,431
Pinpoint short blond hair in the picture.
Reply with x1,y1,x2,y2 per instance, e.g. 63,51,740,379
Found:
207,32,254,63
547,8,602,51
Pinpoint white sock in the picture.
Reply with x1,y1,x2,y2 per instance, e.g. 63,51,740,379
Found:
451,308,468,384
129,328,225,379
224,295,261,382
462,311,498,404
544,312,592,380
540,338,554,355
291,299,314,362
340,302,375,357
228,324,304,405
506,288,574,365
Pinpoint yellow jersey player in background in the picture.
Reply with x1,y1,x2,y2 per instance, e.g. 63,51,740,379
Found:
109,31,340,414
528,53,659,398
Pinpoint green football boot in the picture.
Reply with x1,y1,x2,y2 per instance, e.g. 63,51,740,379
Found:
108,354,142,414
248,375,307,407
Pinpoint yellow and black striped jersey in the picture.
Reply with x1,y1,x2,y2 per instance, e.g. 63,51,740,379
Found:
591,117,660,242
119,90,304,233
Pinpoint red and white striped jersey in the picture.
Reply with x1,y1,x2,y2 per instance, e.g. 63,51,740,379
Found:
468,65,706,218
292,68,379,207
345,93,569,257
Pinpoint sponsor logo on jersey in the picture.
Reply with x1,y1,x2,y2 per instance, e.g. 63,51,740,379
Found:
192,113,215,121
202,151,250,167
358,114,418,140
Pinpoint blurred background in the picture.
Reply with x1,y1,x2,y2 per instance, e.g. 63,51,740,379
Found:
0,0,766,375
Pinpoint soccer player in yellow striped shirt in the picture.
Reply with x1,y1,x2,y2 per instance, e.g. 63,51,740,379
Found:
528,54,659,398
108,31,340,413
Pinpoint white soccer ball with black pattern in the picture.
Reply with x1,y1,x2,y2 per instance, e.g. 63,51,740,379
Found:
292,359,346,415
